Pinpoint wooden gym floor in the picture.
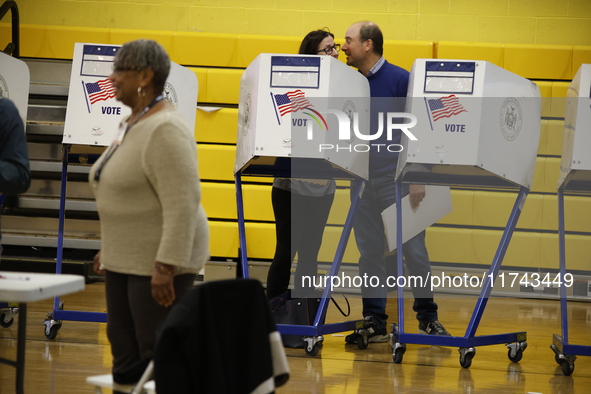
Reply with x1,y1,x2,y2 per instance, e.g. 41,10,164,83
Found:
0,282,590,393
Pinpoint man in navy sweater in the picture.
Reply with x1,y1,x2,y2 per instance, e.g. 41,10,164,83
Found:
0,97,31,256
342,21,449,344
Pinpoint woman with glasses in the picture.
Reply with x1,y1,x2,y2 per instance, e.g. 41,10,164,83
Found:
90,39,209,388
299,29,340,58
266,29,340,311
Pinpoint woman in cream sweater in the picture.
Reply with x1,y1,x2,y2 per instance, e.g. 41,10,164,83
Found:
90,39,209,387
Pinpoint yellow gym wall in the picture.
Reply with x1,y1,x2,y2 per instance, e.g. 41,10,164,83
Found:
3,0,591,272
7,0,591,46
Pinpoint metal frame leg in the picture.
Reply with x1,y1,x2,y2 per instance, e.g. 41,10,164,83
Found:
15,303,26,394
0,303,27,394
45,145,107,339
54,144,70,299
237,176,366,354
465,186,529,337
558,187,569,345
550,187,591,375
314,180,364,327
395,179,405,334
235,172,249,279
392,184,529,367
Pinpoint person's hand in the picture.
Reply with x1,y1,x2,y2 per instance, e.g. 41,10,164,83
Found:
409,184,426,211
93,250,105,274
151,262,175,307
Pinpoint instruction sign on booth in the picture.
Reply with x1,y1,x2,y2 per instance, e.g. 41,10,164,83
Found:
63,43,198,146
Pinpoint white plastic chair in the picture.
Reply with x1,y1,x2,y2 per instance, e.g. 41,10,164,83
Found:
86,360,154,394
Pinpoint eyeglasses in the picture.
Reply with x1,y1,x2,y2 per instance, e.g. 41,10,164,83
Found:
317,44,340,55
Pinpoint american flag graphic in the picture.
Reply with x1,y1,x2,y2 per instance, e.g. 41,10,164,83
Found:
85,78,116,105
273,90,312,116
427,95,467,121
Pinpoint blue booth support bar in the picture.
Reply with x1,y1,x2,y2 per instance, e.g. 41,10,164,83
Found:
234,169,366,356
234,173,250,279
313,180,364,328
392,178,529,368
550,187,591,375
44,145,107,340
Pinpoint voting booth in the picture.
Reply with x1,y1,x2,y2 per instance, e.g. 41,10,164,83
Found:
235,53,370,180
44,42,198,338
234,54,371,356
557,64,591,192
552,64,591,375
0,51,30,124
63,43,197,146
390,59,542,368
397,59,541,189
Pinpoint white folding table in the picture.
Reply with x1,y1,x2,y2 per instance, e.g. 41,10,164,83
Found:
0,271,85,394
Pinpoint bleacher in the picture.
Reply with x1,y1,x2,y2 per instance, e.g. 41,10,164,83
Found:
2,22,591,287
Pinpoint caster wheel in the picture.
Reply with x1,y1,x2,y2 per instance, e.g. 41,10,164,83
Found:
459,348,475,369
356,334,368,350
45,323,61,340
508,348,523,363
393,346,405,363
507,341,526,363
555,354,561,365
0,313,14,328
305,342,322,356
560,359,574,376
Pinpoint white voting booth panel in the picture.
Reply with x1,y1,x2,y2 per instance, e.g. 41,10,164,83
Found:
0,51,30,124
397,59,541,189
235,53,370,179
558,64,591,191
63,43,198,146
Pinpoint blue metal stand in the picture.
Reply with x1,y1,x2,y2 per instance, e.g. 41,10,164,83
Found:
43,144,106,340
550,187,591,375
391,178,529,368
235,171,365,356
235,174,250,280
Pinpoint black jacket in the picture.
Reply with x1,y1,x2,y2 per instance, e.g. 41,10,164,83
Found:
154,279,289,394
0,97,30,195
0,97,30,242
